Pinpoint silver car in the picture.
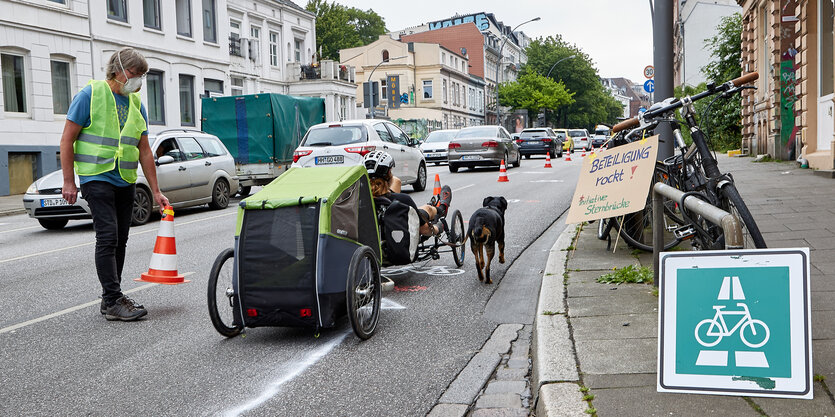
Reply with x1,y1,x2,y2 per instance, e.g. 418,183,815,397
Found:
419,129,458,165
22,129,239,229
447,126,521,173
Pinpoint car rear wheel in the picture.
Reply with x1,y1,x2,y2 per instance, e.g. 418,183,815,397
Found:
449,163,459,173
524,155,530,159
38,218,68,230
209,179,230,209
512,151,521,168
131,187,152,226
412,163,427,191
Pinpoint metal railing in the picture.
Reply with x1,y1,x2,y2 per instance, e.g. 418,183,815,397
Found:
652,182,743,286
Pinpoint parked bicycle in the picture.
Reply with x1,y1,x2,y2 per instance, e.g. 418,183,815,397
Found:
605,72,766,250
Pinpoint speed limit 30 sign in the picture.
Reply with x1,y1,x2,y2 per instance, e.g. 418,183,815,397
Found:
644,65,655,79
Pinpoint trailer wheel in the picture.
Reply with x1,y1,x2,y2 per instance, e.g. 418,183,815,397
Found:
237,185,251,197
346,246,381,340
208,248,243,338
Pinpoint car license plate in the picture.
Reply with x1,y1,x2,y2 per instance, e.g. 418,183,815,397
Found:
41,198,69,207
527,141,541,146
462,155,482,161
315,155,344,165
425,153,441,158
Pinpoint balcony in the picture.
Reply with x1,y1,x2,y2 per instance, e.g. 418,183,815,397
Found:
286,60,355,83
229,35,242,57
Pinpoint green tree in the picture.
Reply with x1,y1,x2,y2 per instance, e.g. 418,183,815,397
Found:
498,72,574,127
674,12,742,151
306,0,387,61
521,35,623,130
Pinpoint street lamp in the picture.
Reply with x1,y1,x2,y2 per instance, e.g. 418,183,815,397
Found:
546,54,576,78
495,16,540,126
368,55,407,119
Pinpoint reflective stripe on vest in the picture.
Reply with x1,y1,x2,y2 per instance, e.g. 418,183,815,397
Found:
73,80,145,183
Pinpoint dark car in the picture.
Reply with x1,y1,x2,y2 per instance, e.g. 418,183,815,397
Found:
447,125,521,173
515,128,562,158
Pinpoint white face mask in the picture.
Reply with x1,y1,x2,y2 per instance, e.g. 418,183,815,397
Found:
116,51,142,94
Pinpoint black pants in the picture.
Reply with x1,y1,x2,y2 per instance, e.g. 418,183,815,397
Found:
81,181,136,305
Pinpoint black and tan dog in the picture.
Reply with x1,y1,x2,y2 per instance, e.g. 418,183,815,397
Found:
465,196,508,284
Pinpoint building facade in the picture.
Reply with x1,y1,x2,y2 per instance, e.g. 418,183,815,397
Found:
340,35,485,131
673,0,743,87
737,0,833,170
0,0,357,196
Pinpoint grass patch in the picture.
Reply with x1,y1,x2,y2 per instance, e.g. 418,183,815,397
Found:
583,394,595,401
814,374,826,382
542,310,561,316
597,264,653,284
651,287,659,297
562,246,575,251
579,386,589,393
584,408,597,415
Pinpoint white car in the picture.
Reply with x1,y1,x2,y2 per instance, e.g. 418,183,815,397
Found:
419,129,458,165
292,119,428,191
569,129,591,150
22,129,239,229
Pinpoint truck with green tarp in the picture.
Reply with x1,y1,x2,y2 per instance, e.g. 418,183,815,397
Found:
201,93,326,195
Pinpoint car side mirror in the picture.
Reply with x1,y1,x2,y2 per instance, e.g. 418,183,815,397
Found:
156,155,175,166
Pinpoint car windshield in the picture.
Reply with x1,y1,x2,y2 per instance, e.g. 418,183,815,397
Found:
456,127,498,138
555,132,566,139
569,130,587,137
302,126,366,146
424,131,456,143
520,131,547,139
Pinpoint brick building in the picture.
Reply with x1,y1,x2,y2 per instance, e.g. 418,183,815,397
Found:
737,0,833,170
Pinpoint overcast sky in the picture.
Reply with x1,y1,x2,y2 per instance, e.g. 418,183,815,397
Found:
300,0,655,85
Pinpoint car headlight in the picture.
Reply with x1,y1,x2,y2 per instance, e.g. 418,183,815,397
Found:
26,182,37,194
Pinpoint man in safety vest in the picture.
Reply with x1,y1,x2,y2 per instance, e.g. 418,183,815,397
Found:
59,47,169,321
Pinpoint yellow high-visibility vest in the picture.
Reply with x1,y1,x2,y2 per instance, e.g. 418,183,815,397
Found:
73,80,145,183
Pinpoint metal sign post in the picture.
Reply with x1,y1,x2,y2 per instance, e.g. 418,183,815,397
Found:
658,248,812,399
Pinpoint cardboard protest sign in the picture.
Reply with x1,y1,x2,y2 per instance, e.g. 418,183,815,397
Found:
565,135,659,224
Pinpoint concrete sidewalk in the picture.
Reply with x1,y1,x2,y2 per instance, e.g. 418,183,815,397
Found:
0,193,26,217
532,155,835,416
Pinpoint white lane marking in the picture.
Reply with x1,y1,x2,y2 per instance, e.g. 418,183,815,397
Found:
452,184,474,193
530,180,564,183
0,212,236,265
223,331,349,417
0,272,195,335
382,298,406,310
0,225,41,234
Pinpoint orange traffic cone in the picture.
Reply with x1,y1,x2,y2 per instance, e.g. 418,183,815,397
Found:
565,148,572,162
544,152,552,168
432,174,441,198
135,206,189,285
581,147,587,157
497,160,509,182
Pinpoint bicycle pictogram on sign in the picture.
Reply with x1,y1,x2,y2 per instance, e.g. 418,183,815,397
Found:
694,302,770,348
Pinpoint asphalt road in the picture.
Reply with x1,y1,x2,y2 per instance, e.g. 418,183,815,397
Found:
0,155,581,416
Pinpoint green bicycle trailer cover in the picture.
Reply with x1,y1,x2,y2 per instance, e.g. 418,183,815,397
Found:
234,166,380,329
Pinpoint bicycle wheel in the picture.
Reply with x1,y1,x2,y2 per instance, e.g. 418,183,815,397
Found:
719,183,767,249
449,210,466,267
597,217,611,240
694,319,723,347
618,165,684,252
207,248,243,338
346,246,381,340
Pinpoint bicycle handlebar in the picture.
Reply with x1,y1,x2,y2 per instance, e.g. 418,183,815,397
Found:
611,72,759,133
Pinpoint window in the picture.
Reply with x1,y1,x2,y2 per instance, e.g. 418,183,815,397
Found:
386,123,411,145
422,80,432,99
294,39,302,62
48,0,66,3
374,123,393,142
146,70,164,124
178,136,205,159
269,32,279,66
204,78,223,96
229,20,242,57
380,79,387,102
155,138,183,160
143,0,161,30
230,76,243,95
441,53,445,65
442,79,447,103
195,137,226,157
251,26,260,39
50,60,71,114
107,0,127,22
821,0,834,96
1,53,27,113
176,0,192,37
202,0,216,43
382,49,389,62
179,74,195,126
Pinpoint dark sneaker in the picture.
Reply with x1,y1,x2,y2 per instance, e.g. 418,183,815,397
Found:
100,296,144,314
104,296,148,321
434,186,452,218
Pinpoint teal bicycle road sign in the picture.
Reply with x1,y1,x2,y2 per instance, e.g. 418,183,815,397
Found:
658,249,812,399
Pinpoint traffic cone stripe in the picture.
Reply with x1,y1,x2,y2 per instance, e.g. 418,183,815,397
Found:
135,205,188,285
153,236,177,255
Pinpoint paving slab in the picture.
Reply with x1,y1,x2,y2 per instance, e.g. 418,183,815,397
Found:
575,337,657,375
813,339,835,382
535,382,588,417
470,408,528,417
426,403,468,417
567,280,653,298
570,313,658,340
582,372,657,389
474,393,522,409
484,381,527,395
754,382,835,417
567,293,658,318
590,386,761,417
